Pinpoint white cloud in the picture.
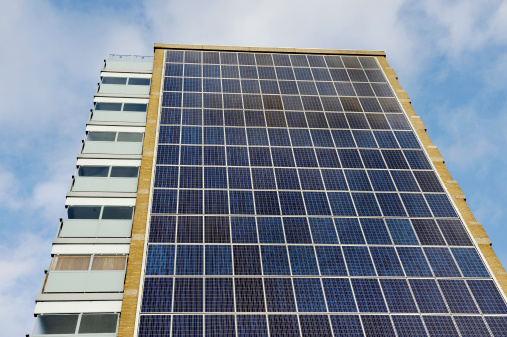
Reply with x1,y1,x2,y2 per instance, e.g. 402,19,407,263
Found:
0,233,52,336
0,166,23,211
1,0,507,335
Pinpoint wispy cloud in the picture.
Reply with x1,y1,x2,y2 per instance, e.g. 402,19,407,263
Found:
1,0,507,335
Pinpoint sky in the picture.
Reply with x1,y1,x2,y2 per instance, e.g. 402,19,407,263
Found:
1,0,507,335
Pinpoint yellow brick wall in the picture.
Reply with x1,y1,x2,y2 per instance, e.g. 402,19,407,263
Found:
117,48,164,337
376,56,507,295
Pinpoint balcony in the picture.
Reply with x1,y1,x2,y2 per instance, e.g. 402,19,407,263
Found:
81,131,144,155
58,219,133,238
71,176,138,193
43,270,125,293
103,54,153,72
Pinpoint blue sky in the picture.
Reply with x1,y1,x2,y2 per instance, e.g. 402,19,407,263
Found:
1,0,507,335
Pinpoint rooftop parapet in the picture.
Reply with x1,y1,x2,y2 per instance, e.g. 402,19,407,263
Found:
103,54,153,72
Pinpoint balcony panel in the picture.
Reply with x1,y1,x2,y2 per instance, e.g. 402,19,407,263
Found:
72,177,138,193
60,219,132,238
105,60,153,71
98,84,150,95
82,142,143,155
44,271,126,293
92,110,147,123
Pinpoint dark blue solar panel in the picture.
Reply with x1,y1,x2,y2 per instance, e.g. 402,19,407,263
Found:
289,246,320,275
438,279,479,313
424,316,459,337
352,279,388,312
391,316,427,337
237,315,268,337
409,279,448,313
323,278,356,312
268,315,300,336
283,217,312,243
368,170,396,191
467,280,507,314
140,51,504,336
425,247,461,277
264,278,296,311
231,217,257,243
452,248,490,277
397,247,433,277
370,247,403,276
141,278,173,313
454,316,490,337
334,218,365,244
360,218,392,244
279,191,306,215
177,217,202,243
343,246,376,276
309,218,338,244
176,245,203,275
205,315,235,336
380,279,417,313
293,278,327,312
204,216,229,244
316,246,347,276
233,246,262,275
138,315,171,337
261,246,291,275
303,192,332,215
330,315,363,336
300,315,333,337
205,245,232,275
235,278,265,312
485,316,507,336
173,278,203,312
149,216,176,243
205,278,234,312
352,193,382,216
257,217,285,243
321,170,348,190
386,219,419,245
361,315,396,336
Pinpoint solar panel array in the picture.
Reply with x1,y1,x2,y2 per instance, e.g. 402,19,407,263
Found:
137,49,507,336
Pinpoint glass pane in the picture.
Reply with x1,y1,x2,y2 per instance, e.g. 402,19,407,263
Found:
123,103,148,112
78,313,118,333
128,78,151,85
102,206,134,219
117,132,143,142
67,206,101,219
95,102,122,111
102,77,127,84
91,255,126,270
87,131,116,141
51,255,90,271
110,166,139,177
33,314,79,334
78,166,109,177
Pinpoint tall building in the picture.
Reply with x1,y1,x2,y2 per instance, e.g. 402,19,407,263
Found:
31,44,507,337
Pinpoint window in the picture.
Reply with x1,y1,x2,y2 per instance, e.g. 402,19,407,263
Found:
86,131,143,142
67,206,134,220
94,102,147,112
51,255,127,271
78,166,139,178
33,313,118,335
101,76,151,86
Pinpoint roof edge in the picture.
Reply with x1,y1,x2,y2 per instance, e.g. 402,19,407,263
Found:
154,43,386,56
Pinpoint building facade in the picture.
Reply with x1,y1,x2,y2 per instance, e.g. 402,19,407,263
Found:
32,44,507,336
